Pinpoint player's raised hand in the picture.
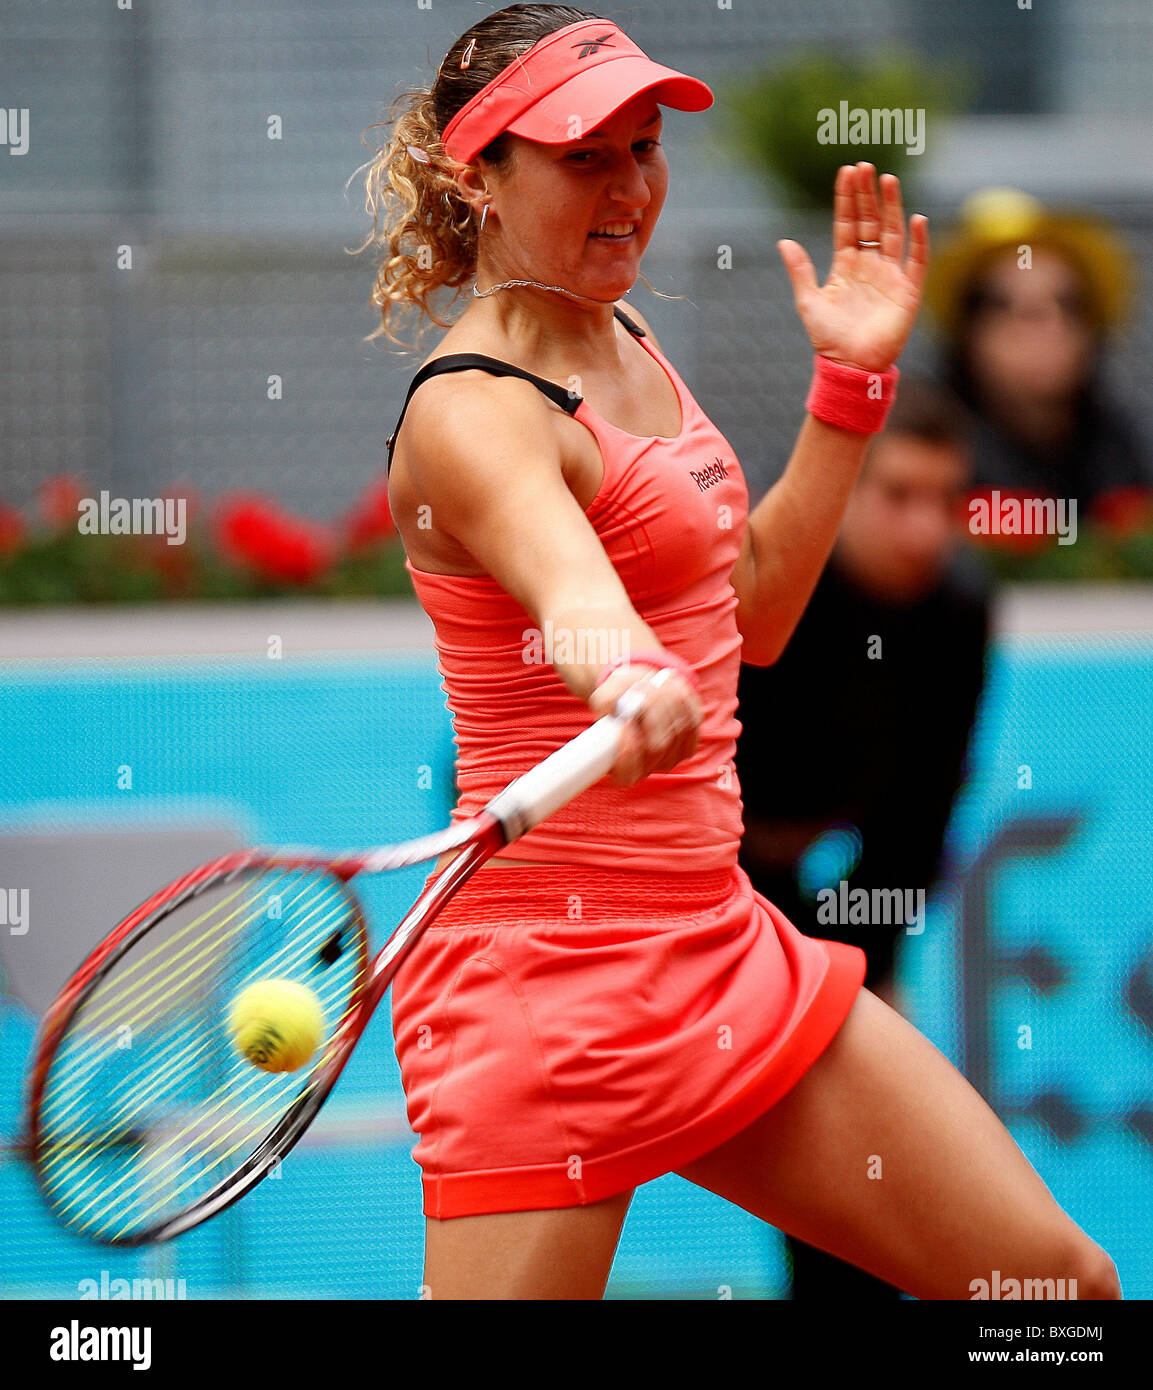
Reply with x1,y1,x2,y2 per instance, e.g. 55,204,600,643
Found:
777,161,929,374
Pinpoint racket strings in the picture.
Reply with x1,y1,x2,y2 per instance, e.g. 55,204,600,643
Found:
37,872,328,1145
42,867,333,1114
43,908,328,1198
36,866,366,1242
48,900,350,1216
69,866,315,1036
40,871,348,1161
40,879,359,1237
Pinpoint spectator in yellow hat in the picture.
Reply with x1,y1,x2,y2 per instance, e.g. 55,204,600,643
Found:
925,188,1153,511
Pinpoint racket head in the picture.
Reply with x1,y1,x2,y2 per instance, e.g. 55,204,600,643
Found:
25,852,371,1246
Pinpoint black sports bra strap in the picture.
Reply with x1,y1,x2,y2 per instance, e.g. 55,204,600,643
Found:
385,306,646,471
385,356,575,472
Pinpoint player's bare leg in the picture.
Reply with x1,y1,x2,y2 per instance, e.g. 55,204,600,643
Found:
422,1189,633,1300
677,988,1120,1300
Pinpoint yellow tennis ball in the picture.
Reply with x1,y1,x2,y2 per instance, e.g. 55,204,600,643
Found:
229,978,323,1073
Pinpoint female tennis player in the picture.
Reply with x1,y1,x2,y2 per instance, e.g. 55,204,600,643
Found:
357,5,1121,1300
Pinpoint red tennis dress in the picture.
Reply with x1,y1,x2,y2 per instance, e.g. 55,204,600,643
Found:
385,306,866,1218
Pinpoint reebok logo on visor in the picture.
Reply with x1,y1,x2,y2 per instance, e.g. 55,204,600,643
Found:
574,33,617,58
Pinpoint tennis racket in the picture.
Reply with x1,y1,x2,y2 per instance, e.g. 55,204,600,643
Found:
21,686,650,1246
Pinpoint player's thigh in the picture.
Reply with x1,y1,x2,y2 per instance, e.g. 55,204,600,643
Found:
422,1190,633,1300
676,989,1120,1300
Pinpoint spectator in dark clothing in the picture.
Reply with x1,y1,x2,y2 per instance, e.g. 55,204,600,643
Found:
925,188,1153,514
735,377,991,1300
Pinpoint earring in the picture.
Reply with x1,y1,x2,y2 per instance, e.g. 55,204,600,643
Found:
480,204,490,234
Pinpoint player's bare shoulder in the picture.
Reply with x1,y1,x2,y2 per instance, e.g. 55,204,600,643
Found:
396,366,567,489
388,362,569,568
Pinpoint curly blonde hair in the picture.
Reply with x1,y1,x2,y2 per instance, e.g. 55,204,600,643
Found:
348,4,603,351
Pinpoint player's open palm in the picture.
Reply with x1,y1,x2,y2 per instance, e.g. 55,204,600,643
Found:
778,161,929,374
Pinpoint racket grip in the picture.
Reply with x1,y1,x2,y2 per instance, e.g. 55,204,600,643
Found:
483,690,643,842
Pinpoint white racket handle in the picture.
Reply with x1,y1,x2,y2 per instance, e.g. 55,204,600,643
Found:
483,684,649,842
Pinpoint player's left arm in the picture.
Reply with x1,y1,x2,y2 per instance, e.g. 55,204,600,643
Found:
732,163,929,665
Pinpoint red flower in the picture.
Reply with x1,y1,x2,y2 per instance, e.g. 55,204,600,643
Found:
216,495,336,585
1090,485,1153,539
0,504,24,555
138,520,195,596
344,476,396,551
38,475,87,529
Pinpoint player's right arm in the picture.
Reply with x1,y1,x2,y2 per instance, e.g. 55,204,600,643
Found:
393,371,701,784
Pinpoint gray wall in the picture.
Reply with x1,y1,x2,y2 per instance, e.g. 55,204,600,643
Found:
1,0,1150,518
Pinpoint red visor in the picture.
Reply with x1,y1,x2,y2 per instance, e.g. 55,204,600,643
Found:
441,19,714,165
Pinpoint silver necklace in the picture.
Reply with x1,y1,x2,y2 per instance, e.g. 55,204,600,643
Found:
472,277,617,304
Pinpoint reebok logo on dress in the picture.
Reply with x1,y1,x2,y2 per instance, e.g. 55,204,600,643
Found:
690,457,730,493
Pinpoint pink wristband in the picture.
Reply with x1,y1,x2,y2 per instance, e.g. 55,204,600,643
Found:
806,353,900,434
593,649,700,695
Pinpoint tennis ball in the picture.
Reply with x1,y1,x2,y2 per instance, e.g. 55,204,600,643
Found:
229,978,323,1073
